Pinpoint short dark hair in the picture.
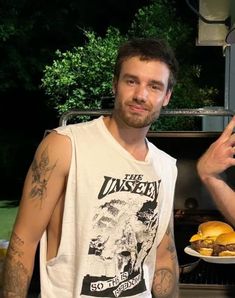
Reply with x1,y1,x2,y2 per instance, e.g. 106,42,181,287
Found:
114,38,178,91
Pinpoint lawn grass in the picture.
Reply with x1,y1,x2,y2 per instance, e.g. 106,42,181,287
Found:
0,200,18,240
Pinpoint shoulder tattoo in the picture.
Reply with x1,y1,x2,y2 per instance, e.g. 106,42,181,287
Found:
30,146,57,201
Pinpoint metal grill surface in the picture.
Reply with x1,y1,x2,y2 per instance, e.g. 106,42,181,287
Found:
180,261,235,285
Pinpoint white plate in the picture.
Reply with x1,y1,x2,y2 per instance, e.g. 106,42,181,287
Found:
184,246,235,264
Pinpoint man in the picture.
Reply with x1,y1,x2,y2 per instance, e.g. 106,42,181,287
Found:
197,116,235,226
2,38,179,297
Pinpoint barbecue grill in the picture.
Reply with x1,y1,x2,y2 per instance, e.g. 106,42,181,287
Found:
175,208,235,297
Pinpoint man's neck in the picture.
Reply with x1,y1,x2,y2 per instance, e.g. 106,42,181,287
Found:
103,115,149,161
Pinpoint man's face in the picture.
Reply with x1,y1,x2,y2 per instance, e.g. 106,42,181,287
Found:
113,56,172,128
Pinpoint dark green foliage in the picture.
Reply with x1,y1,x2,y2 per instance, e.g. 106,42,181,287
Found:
41,0,218,130
41,28,125,117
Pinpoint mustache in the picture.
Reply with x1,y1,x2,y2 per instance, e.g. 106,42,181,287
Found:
127,98,151,110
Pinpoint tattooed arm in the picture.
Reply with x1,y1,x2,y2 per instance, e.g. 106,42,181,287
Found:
1,131,71,297
152,213,179,298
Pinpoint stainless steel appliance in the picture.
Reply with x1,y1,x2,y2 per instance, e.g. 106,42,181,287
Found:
150,128,235,298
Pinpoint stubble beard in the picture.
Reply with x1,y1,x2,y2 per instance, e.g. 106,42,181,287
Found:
114,101,160,129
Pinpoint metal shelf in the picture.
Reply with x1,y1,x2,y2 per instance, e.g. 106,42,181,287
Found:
59,108,234,126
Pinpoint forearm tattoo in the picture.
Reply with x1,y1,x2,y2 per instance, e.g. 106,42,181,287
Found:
166,226,178,261
152,268,175,297
2,232,30,297
152,224,179,297
30,146,56,200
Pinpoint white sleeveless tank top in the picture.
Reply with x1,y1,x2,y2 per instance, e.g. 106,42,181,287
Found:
39,116,177,297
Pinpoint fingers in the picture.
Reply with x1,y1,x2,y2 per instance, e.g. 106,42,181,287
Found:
229,134,235,148
220,116,235,140
228,145,235,157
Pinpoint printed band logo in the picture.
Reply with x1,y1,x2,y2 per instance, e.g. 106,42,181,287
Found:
98,174,160,200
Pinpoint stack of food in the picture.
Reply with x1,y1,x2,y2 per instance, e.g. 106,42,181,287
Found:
189,220,235,256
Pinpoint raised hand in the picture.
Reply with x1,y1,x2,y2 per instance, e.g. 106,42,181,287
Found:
197,116,235,180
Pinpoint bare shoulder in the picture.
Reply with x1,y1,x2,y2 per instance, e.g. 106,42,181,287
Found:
34,130,72,175
39,130,71,151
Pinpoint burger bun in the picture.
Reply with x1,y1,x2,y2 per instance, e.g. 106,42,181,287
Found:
197,221,234,240
214,231,235,256
198,247,213,256
218,250,235,257
215,231,235,245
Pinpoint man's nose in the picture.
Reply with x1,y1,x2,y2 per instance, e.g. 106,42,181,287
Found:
134,85,148,102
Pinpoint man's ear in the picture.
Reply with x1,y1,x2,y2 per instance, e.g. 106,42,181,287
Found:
162,90,172,107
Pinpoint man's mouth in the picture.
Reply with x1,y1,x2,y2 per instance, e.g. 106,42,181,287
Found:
128,104,148,113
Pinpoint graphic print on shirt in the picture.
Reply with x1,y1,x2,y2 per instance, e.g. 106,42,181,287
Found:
81,173,161,297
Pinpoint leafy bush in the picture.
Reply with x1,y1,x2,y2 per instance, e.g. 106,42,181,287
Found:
41,28,125,117
41,0,218,130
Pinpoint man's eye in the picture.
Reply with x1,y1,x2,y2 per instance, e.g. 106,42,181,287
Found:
151,85,158,90
151,84,161,91
127,79,135,85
